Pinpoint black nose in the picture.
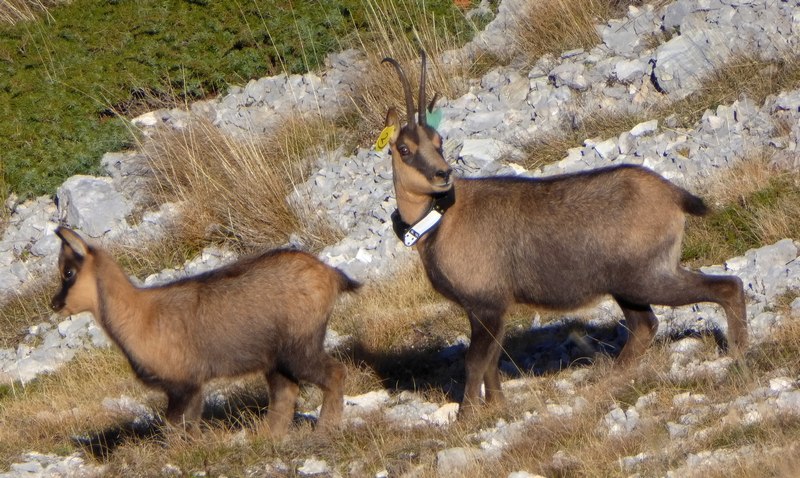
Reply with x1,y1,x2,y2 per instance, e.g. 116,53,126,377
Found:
51,293,65,311
434,169,451,182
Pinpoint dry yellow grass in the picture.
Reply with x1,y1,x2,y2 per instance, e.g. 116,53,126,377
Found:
521,111,649,170
2,289,799,475
332,260,463,352
0,278,56,348
511,0,658,65
144,115,343,253
683,151,800,265
668,55,800,128
0,0,52,24
0,349,140,468
344,0,474,147
513,0,612,63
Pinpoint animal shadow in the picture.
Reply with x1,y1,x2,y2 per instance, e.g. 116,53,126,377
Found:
73,385,313,459
346,315,726,403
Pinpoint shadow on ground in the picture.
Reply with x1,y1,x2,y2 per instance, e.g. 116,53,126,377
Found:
344,316,727,403
74,316,725,458
73,386,316,459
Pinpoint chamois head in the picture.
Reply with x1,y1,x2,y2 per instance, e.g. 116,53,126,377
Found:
51,227,99,317
382,50,452,196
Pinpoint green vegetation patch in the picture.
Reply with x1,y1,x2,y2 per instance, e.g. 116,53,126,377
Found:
0,0,475,199
683,172,800,264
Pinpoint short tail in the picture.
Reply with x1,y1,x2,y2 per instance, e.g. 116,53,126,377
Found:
679,189,709,216
336,269,362,293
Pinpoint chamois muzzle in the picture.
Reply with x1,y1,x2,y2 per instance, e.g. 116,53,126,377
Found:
50,292,65,312
434,168,452,187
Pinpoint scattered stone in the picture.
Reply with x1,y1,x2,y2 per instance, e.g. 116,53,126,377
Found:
436,447,482,477
297,458,330,476
603,405,640,437
0,452,105,478
508,472,546,478
425,402,460,426
630,119,658,137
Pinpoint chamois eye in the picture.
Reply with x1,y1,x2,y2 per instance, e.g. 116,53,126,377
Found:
398,145,410,156
64,268,75,280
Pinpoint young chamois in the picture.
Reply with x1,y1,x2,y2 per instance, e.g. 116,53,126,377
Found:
380,51,748,417
51,227,359,438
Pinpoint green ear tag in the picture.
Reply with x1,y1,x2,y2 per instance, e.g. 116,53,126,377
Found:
426,108,443,129
375,125,395,150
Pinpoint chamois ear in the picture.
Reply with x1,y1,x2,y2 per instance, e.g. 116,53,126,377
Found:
384,107,401,144
428,92,440,114
55,227,88,259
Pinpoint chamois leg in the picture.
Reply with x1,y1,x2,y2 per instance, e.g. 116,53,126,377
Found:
265,371,300,440
483,327,507,405
317,357,346,430
634,270,748,354
614,298,658,366
293,354,346,431
164,383,203,429
461,306,506,418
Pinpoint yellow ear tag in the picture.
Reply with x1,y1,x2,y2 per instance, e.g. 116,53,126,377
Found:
375,125,395,150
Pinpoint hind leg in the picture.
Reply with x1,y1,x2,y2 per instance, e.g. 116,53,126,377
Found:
290,353,345,431
624,269,748,355
317,358,346,430
614,298,658,366
708,274,748,354
264,371,300,440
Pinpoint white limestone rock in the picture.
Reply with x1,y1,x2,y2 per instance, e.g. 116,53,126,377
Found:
57,176,131,238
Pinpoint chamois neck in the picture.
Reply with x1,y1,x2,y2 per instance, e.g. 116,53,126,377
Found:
93,249,147,334
395,188,435,226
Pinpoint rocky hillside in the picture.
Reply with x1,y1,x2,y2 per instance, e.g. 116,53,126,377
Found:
1,0,800,476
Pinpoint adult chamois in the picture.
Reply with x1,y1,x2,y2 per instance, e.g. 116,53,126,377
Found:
379,51,747,417
51,227,359,438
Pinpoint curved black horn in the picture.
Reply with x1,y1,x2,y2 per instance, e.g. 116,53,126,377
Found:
418,49,427,126
382,57,415,127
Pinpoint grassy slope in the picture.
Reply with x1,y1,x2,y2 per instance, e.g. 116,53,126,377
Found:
2,0,800,475
0,0,474,199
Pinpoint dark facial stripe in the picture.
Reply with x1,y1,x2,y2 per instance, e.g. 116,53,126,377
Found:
52,251,83,311
398,126,447,180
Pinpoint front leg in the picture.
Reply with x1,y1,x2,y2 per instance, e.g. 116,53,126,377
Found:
164,383,203,430
460,306,506,418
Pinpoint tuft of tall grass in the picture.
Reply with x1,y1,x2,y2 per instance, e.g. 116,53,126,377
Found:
332,261,463,353
144,115,344,253
511,0,652,65
0,278,57,349
345,0,476,146
0,0,51,25
513,0,609,63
